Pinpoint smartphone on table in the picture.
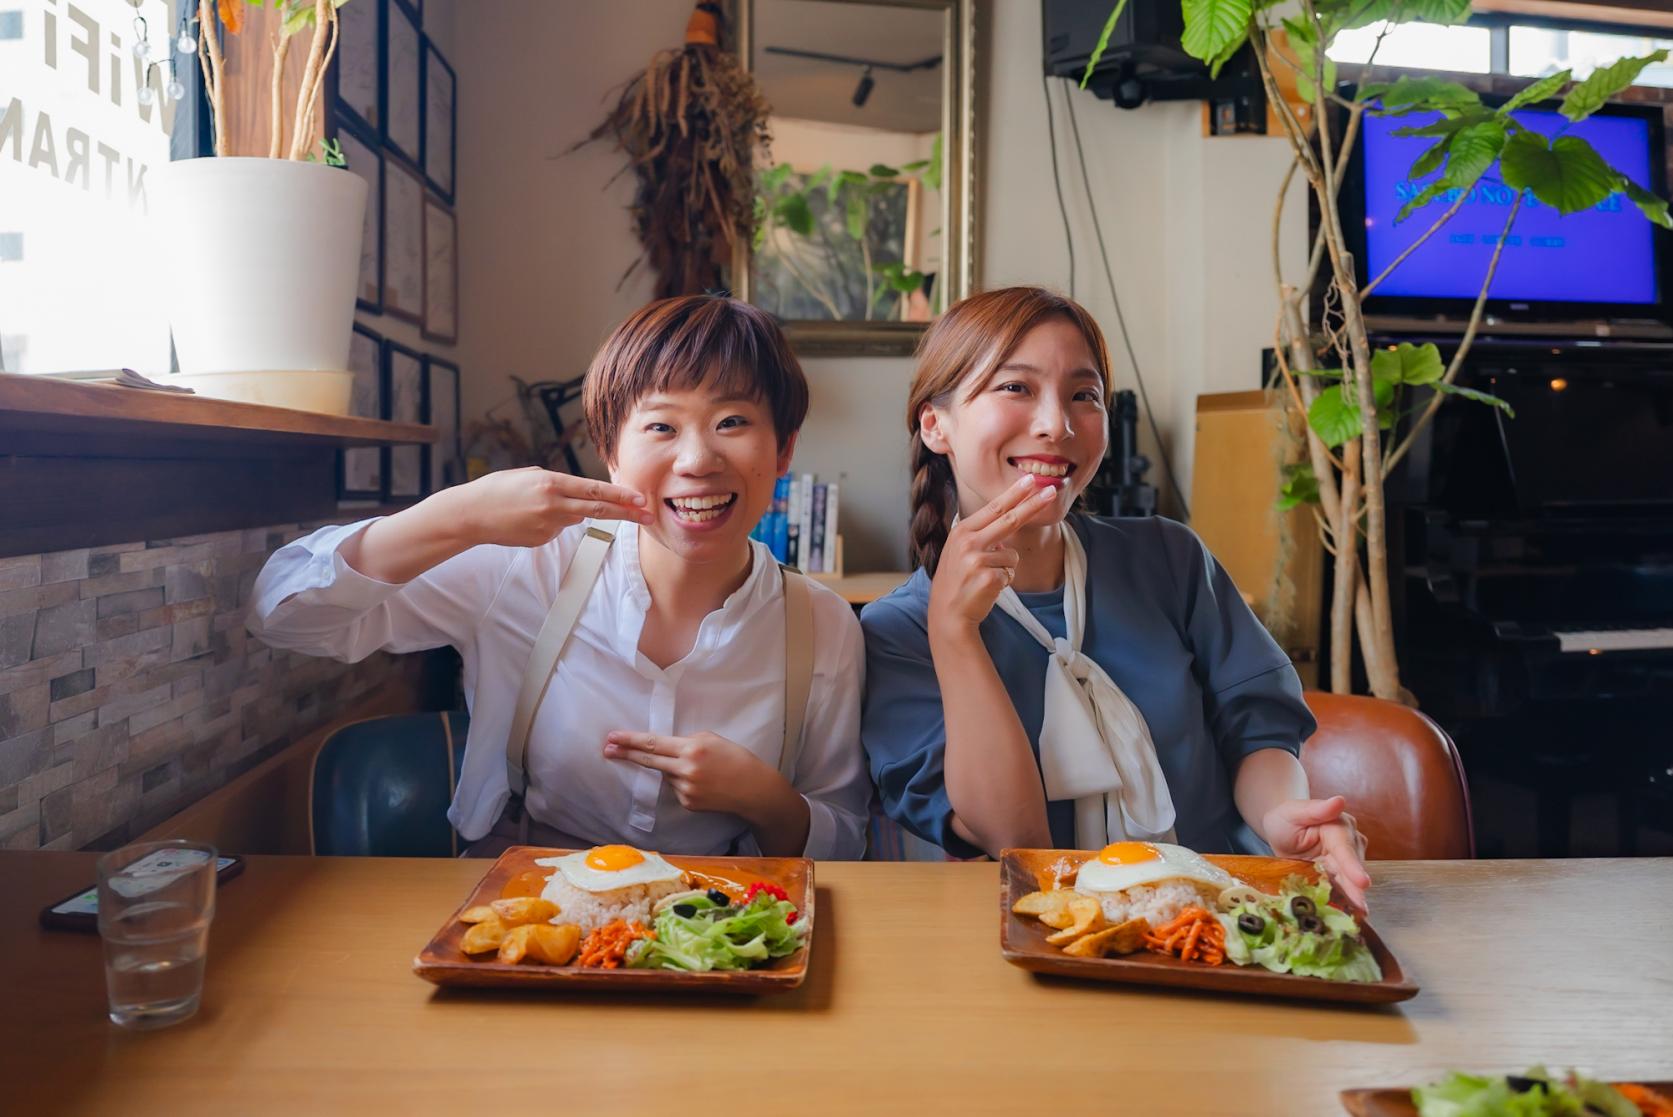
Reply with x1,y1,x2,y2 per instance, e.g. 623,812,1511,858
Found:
39,851,245,932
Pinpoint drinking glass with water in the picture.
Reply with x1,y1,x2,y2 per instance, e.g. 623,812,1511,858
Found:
96,840,217,1030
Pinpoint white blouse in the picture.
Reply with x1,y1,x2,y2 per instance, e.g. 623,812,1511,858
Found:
247,520,870,858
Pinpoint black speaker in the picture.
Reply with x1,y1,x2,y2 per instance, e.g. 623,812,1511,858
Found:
1042,0,1259,110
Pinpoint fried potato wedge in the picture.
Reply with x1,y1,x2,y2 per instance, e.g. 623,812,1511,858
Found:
525,923,582,966
1012,890,1071,918
499,870,548,900
497,923,536,964
1045,896,1106,945
460,917,507,955
490,897,560,926
1061,917,1151,958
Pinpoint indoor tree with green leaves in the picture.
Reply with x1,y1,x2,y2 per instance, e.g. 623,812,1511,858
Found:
1087,0,1671,700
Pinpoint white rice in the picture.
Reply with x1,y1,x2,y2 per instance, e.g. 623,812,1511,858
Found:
537,874,686,935
1075,879,1222,928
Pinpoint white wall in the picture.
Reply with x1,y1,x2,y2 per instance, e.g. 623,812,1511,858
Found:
451,0,1304,571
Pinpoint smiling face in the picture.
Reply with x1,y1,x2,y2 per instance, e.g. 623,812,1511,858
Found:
918,315,1108,528
610,382,795,566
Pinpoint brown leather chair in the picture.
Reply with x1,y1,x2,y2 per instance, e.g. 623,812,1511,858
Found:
1300,691,1475,860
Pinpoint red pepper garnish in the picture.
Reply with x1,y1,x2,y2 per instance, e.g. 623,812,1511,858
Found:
744,881,788,904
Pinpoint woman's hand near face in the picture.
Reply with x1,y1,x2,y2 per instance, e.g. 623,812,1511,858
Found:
453,466,652,548
343,467,652,584
927,475,1057,640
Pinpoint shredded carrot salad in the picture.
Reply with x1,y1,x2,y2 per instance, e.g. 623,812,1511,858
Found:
1142,907,1226,965
577,919,653,969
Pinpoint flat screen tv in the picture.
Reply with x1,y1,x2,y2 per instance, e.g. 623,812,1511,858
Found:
1342,98,1672,326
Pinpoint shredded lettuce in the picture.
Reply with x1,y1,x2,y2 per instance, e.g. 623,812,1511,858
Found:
1412,1067,1642,1117
1213,873,1383,983
628,891,807,973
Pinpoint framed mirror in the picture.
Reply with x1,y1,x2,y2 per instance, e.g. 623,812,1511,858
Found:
732,0,976,356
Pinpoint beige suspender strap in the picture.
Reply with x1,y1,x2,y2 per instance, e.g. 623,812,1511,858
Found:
505,525,616,797
778,564,814,782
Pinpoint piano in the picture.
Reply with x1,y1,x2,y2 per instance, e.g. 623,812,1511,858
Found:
1385,336,1673,855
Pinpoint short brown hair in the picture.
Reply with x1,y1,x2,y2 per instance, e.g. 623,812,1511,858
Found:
583,295,809,464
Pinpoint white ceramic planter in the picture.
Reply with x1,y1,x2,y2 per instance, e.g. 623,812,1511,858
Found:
152,157,367,414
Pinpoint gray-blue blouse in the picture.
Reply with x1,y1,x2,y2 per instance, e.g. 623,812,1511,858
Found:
860,514,1316,858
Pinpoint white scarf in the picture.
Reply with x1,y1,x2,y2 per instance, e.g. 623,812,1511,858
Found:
993,523,1176,848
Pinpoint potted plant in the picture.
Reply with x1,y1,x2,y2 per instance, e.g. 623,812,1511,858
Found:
1085,0,1671,700
153,0,364,413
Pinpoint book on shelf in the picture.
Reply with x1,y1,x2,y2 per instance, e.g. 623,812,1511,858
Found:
751,470,840,573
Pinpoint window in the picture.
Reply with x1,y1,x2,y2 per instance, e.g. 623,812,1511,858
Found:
0,0,187,375
1330,21,1492,74
1328,13,1673,91
1509,26,1673,88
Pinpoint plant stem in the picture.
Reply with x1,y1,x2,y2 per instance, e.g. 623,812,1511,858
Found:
269,30,291,159
1330,438,1361,693
286,0,333,160
1360,190,1470,299
1384,194,1524,476
197,0,228,156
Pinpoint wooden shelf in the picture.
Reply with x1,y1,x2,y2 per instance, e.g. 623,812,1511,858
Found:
0,373,435,457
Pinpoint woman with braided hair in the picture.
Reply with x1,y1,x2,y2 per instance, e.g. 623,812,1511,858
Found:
860,287,1372,911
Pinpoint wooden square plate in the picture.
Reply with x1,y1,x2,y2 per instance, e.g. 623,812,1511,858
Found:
999,848,1418,1004
1340,1082,1673,1115
413,846,814,994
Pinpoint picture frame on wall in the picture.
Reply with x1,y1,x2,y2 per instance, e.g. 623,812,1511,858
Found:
422,196,457,344
337,122,383,314
383,158,424,323
422,37,455,204
329,0,382,135
384,340,429,501
339,323,385,500
425,356,461,491
383,0,422,167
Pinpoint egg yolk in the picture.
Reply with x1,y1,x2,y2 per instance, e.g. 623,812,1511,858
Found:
1097,841,1160,866
585,845,646,872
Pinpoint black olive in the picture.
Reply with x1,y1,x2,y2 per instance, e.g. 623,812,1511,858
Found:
672,903,697,918
1290,896,1317,918
1237,912,1265,935
706,889,730,906
1297,913,1325,934
1505,1076,1539,1094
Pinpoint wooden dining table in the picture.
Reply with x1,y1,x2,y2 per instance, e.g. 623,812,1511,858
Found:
3,852,1668,1116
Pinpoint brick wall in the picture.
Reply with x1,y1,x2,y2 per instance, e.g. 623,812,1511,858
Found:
0,523,406,852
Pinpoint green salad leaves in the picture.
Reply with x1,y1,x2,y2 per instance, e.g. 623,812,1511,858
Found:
628,891,807,973
1214,874,1383,983
1413,1067,1643,1117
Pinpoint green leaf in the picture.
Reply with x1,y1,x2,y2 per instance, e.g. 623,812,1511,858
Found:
1500,132,1617,215
1277,462,1320,511
1559,50,1670,122
899,159,929,173
1355,81,1396,103
845,192,867,240
1371,342,1444,386
1294,367,1344,379
1280,17,1334,103
924,133,944,191
1499,69,1571,115
1394,0,1473,24
1377,76,1481,113
1207,35,1246,81
761,162,794,192
1618,175,1673,229
1442,118,1508,191
1396,181,1449,224
1181,0,1253,69
1431,381,1515,417
1081,0,1132,89
1410,137,1449,179
776,193,813,237
1307,385,1362,448
869,163,900,179
1391,109,1492,139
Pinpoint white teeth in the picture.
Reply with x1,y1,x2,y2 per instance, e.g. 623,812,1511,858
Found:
1014,459,1070,478
667,494,734,523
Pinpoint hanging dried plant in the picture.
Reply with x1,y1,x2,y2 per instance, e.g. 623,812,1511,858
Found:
575,1,773,298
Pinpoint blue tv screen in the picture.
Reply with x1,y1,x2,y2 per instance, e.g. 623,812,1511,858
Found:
1361,107,1660,306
